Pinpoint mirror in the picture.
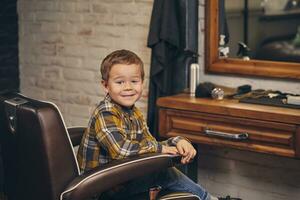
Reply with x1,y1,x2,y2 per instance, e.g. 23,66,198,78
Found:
224,0,300,62
205,0,300,80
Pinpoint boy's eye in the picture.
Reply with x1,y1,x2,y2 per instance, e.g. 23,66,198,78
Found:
131,80,140,83
115,81,124,84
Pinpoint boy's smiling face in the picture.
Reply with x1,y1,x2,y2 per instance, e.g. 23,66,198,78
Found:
102,63,143,108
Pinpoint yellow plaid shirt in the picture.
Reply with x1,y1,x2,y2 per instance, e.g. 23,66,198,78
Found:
77,95,182,172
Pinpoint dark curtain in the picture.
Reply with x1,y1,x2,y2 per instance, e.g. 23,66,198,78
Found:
0,0,19,195
147,0,198,138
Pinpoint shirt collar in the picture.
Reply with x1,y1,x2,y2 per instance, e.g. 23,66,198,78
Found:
105,94,136,115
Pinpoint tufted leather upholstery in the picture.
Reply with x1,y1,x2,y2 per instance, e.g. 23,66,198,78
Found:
0,93,199,200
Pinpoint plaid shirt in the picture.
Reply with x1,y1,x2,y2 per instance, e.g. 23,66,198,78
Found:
77,95,182,172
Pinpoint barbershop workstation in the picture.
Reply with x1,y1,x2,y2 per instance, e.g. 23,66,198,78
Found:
1,0,300,200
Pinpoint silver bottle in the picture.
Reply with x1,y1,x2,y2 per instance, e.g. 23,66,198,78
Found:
190,63,200,96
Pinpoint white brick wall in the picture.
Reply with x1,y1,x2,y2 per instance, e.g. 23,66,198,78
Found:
18,0,151,126
18,1,300,200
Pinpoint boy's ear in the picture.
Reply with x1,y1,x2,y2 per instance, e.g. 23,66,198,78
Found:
101,80,109,93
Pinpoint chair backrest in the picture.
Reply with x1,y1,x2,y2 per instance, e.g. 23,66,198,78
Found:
0,93,80,200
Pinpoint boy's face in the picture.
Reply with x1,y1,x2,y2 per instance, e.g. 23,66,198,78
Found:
102,63,143,108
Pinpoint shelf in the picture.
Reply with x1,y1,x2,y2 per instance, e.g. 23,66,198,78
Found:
260,9,300,21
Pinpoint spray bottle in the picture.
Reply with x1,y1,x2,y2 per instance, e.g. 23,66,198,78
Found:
218,34,229,58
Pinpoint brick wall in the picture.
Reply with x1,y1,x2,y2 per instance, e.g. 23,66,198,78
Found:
18,0,152,126
18,0,300,200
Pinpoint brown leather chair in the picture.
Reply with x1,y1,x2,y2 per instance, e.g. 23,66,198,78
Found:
0,92,199,200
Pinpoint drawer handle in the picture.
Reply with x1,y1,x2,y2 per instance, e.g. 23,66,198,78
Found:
204,129,248,140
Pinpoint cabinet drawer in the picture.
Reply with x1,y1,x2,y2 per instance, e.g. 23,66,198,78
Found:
159,109,297,157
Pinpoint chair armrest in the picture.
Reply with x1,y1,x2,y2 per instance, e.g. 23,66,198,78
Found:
67,127,86,146
61,153,181,200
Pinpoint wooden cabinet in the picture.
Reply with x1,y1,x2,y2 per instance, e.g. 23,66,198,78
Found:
157,94,300,158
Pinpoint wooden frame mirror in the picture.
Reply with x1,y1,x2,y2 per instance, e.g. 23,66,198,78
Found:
205,0,300,80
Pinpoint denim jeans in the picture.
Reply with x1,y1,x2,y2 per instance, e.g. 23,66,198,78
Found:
101,167,211,200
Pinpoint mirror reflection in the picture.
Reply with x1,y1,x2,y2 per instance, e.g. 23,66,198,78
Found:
220,0,300,63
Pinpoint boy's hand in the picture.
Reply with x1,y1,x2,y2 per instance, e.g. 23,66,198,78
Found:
176,139,197,164
162,145,178,155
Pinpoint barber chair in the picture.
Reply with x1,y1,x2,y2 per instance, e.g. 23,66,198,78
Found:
0,92,199,200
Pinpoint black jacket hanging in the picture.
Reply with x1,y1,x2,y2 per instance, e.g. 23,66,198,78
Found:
147,0,198,138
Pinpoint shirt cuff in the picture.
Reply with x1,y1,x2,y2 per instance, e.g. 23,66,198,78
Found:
157,143,162,153
167,136,190,146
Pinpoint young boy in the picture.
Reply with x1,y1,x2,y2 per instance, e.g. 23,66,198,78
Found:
77,49,234,200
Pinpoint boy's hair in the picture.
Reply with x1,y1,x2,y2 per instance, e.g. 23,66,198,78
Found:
101,49,144,81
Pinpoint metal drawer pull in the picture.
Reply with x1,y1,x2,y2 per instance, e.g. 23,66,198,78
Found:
204,129,248,140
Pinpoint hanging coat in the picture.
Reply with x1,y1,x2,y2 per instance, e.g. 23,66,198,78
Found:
147,0,198,138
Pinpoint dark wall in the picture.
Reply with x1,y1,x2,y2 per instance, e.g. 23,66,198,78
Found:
0,0,19,92
0,0,19,195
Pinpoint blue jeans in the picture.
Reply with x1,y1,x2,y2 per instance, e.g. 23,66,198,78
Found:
101,167,211,200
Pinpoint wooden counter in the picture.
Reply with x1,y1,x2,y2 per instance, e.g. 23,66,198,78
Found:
157,94,300,158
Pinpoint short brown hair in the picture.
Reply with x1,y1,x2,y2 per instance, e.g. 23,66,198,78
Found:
100,49,144,81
